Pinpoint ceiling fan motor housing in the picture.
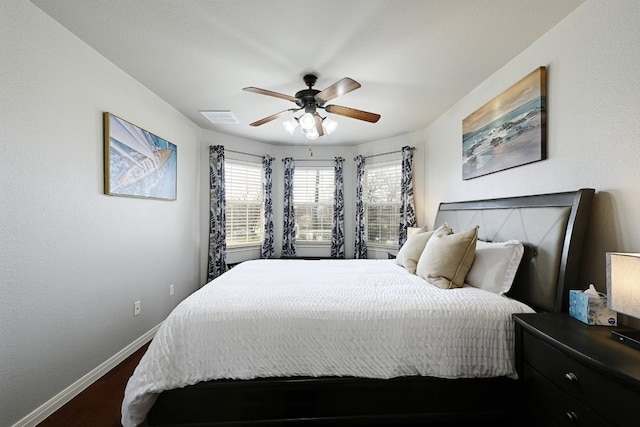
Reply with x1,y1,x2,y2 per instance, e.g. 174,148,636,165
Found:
296,74,322,110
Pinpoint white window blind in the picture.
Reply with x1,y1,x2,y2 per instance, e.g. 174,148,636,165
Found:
364,161,401,247
225,160,264,247
293,167,335,242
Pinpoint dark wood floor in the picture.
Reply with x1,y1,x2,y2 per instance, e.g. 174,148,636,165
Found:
37,343,150,427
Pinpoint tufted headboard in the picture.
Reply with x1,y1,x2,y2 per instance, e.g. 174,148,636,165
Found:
433,189,594,313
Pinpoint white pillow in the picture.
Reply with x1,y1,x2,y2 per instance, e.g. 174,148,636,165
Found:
395,223,452,274
465,240,524,295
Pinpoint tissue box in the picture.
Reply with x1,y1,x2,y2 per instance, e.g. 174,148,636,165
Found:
569,290,617,326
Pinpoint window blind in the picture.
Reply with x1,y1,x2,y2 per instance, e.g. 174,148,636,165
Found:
225,160,264,246
293,167,335,242
364,161,401,247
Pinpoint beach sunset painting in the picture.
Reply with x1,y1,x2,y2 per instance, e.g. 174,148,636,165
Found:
462,67,546,180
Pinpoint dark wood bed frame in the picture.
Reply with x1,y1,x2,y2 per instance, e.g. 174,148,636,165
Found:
146,188,594,427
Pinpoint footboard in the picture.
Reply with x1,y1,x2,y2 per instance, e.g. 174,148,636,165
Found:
148,375,518,426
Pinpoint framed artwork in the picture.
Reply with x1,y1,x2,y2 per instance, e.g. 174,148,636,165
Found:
103,112,177,200
462,66,546,180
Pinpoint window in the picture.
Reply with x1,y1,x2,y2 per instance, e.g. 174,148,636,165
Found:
364,161,401,247
225,160,263,247
293,167,334,242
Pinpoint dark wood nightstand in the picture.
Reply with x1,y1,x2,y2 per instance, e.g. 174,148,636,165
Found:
513,313,640,426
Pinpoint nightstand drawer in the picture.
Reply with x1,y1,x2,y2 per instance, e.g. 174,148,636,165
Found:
522,362,613,427
523,332,639,426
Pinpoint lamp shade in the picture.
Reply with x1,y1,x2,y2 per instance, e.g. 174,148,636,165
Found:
299,113,315,130
606,252,640,319
323,117,338,134
283,117,298,134
304,126,319,140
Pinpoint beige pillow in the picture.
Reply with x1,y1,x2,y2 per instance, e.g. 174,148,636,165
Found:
416,226,479,289
407,225,429,238
395,223,452,273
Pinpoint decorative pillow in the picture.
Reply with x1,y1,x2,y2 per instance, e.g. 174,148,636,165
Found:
466,240,524,295
407,226,429,238
395,223,452,274
416,226,479,289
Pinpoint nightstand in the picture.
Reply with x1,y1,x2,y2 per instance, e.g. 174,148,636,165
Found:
513,313,640,426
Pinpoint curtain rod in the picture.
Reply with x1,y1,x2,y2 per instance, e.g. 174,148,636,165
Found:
282,157,344,162
353,146,416,161
226,149,270,159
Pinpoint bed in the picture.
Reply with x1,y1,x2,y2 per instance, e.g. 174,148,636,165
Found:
122,188,594,427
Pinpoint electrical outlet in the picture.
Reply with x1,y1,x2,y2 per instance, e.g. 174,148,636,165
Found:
169,284,175,297
134,300,141,316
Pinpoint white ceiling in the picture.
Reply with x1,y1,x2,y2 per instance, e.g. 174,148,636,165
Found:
31,0,584,146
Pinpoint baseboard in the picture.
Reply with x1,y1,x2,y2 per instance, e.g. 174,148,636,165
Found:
12,324,160,427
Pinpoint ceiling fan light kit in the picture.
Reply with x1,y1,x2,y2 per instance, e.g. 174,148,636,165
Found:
243,73,380,140
282,114,338,140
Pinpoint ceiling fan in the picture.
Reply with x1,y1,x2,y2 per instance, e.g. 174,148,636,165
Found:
243,74,380,139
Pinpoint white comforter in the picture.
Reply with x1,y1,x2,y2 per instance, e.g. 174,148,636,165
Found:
121,259,534,427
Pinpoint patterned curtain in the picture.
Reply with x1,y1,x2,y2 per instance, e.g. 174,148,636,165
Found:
282,157,297,257
354,155,367,259
207,145,227,281
398,146,417,247
261,155,275,258
331,157,345,258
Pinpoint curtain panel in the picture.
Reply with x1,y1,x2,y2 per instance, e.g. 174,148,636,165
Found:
261,155,275,258
207,145,227,281
282,157,297,257
354,154,367,259
331,157,345,258
398,146,417,247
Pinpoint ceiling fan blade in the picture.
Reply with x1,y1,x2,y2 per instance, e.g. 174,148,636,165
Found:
315,78,361,104
314,114,324,137
325,104,381,123
249,109,298,127
243,87,299,103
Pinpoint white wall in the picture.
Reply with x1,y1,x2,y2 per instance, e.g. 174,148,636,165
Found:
0,1,201,426
424,0,640,302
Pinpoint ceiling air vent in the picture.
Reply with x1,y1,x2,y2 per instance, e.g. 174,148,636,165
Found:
199,110,239,124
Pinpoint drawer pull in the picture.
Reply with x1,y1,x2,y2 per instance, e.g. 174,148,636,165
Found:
564,372,578,382
565,411,578,422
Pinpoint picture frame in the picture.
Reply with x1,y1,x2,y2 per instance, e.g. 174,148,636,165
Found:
103,112,177,200
462,66,546,180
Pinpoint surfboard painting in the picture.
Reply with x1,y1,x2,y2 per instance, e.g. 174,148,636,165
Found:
104,113,177,200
